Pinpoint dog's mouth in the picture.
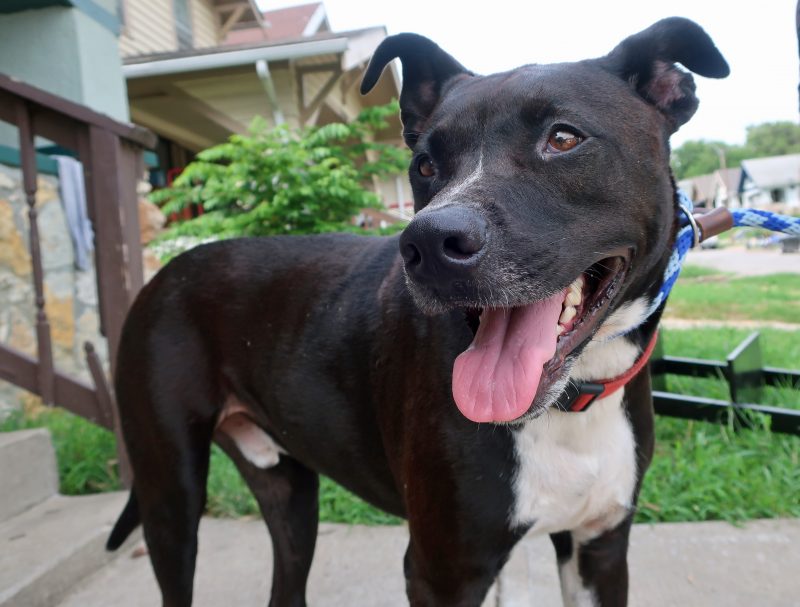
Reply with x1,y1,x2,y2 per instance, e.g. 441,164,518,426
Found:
453,252,629,423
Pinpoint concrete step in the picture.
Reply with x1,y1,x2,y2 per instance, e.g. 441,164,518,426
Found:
0,491,135,607
0,429,58,522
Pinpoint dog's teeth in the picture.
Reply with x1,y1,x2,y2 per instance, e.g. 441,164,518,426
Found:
559,306,576,324
565,290,582,306
557,324,566,336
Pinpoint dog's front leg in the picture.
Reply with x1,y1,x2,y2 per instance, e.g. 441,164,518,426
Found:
551,516,634,607
402,481,525,607
402,533,516,607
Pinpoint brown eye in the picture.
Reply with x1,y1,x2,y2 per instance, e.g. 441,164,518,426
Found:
418,155,435,177
547,129,583,153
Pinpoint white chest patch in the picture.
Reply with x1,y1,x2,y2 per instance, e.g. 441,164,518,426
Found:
510,326,643,539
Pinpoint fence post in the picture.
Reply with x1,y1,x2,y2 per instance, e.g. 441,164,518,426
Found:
650,333,667,391
726,331,764,404
83,126,145,488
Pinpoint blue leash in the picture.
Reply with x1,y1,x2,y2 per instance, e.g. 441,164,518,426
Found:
646,190,800,319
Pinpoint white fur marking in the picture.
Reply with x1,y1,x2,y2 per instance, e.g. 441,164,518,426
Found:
427,152,484,209
559,549,598,607
593,297,650,342
511,326,642,539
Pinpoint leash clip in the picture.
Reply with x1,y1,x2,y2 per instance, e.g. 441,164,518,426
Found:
678,202,702,249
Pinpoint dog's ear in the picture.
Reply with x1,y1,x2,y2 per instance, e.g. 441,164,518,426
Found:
361,34,472,148
601,17,729,131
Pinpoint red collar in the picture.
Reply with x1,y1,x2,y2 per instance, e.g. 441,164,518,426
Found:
568,331,659,412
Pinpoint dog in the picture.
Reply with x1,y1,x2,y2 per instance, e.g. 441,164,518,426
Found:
106,17,728,606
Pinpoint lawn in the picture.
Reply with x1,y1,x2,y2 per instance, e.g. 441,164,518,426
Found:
663,267,800,324
2,266,798,525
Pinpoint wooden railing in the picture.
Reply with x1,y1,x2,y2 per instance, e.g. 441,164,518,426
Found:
0,73,156,484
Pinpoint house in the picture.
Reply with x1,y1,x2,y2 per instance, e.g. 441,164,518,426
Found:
739,154,800,210
0,0,129,147
120,0,412,219
677,173,717,208
713,167,743,209
676,168,742,209
224,2,330,45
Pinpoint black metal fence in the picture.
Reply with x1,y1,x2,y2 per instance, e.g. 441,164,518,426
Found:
651,331,800,436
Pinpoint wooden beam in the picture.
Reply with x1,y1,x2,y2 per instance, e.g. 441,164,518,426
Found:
129,106,217,152
219,4,246,37
298,66,343,124
163,85,247,134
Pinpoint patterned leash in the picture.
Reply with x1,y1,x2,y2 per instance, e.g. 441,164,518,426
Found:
645,190,800,319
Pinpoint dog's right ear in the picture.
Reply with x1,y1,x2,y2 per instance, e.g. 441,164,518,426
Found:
361,34,472,148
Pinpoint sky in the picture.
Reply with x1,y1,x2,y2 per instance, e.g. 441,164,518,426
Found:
257,0,800,147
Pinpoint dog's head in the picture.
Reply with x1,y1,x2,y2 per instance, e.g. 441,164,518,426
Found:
361,18,728,423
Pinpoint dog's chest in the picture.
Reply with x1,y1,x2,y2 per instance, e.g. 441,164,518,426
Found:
510,391,637,539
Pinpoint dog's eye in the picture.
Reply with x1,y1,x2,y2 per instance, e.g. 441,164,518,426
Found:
417,155,435,177
547,129,583,153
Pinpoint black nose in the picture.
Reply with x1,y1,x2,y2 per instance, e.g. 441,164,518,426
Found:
399,206,488,281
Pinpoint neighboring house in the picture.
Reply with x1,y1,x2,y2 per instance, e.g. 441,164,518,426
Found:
224,2,330,44
120,1,412,219
677,173,717,208
713,167,743,209
739,154,800,210
119,0,262,55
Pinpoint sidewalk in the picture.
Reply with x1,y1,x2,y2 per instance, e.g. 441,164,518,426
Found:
58,509,800,607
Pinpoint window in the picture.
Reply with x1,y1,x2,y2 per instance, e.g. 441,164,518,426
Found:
173,0,193,50
770,188,785,203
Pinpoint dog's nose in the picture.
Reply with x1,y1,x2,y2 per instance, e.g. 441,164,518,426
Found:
400,206,488,281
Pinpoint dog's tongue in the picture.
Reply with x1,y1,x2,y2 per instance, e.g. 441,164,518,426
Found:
452,292,564,423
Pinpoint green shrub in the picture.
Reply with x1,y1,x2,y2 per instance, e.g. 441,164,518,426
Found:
150,102,410,240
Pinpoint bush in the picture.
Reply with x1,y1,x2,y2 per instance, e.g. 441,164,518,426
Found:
150,102,410,240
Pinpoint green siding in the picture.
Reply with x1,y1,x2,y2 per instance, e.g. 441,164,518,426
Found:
0,144,60,176
0,0,120,34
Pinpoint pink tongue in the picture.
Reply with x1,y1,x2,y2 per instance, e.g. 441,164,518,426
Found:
452,292,564,423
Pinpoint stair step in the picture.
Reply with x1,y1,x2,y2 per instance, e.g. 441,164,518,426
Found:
0,429,58,522
0,491,135,607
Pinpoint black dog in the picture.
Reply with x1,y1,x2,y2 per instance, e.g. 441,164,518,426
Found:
107,18,728,606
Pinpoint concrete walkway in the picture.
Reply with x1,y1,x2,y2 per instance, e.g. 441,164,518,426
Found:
59,510,800,607
686,248,799,276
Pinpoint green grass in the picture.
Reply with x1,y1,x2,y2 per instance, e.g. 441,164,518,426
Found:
664,266,800,324
637,327,800,523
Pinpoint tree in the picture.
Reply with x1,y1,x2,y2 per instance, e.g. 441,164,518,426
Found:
743,121,800,157
671,140,731,179
671,121,800,180
150,102,410,239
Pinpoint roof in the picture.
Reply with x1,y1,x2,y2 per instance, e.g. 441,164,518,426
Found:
677,172,716,203
715,167,742,192
211,0,263,29
225,3,328,46
122,27,389,79
740,154,800,190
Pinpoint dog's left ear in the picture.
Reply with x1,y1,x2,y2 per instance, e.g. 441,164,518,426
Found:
361,34,472,148
601,17,729,131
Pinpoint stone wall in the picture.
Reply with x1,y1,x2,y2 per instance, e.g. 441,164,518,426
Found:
0,163,105,416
